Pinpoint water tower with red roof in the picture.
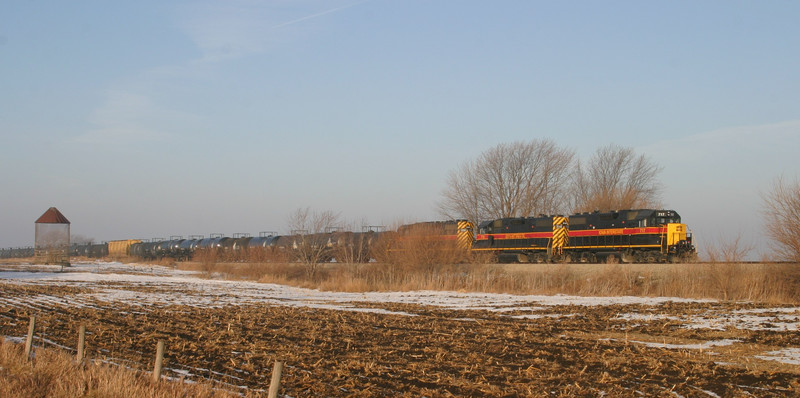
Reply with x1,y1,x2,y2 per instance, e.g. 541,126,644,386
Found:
35,207,71,265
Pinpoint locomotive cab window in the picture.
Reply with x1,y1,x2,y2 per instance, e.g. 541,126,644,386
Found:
655,217,677,225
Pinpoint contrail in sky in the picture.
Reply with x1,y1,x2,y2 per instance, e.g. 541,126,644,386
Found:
272,0,372,29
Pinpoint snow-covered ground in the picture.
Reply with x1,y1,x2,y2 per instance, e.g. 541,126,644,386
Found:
2,260,800,366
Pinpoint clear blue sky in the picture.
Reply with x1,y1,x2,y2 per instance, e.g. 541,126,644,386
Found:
2,1,798,259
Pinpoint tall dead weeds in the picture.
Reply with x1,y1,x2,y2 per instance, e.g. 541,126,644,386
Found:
209,261,800,304
0,340,244,398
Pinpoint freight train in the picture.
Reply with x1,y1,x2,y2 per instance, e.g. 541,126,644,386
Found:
2,209,695,263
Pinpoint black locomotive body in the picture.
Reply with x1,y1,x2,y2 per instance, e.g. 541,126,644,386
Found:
473,209,694,263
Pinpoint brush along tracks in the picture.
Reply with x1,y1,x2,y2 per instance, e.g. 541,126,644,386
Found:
1,283,799,397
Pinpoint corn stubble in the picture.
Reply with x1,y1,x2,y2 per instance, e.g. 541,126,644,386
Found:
1,282,798,397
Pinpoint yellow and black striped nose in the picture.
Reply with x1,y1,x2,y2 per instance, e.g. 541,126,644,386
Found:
457,220,475,249
552,216,569,254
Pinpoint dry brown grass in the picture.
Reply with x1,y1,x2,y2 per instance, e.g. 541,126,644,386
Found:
0,258,35,266
373,223,472,268
183,259,800,304
500,262,800,303
0,340,244,398
13,250,799,304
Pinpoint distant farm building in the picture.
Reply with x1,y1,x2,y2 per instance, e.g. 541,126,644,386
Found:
35,207,70,265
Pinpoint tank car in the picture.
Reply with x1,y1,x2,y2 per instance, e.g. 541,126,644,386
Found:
177,238,201,259
87,243,109,258
129,240,162,260
0,247,34,258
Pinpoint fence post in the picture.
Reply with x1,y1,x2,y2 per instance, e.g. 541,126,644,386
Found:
268,360,284,398
76,325,86,363
24,315,36,358
152,340,165,382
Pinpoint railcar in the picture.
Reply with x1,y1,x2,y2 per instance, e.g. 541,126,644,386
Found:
137,241,161,259
86,243,109,258
394,220,475,250
177,238,201,259
69,244,89,257
0,247,34,258
231,237,253,252
472,209,695,263
248,235,280,249
324,230,381,263
196,236,229,250
154,240,177,258
108,239,141,257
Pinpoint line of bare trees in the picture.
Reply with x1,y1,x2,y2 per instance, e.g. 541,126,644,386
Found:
438,139,800,263
438,140,663,223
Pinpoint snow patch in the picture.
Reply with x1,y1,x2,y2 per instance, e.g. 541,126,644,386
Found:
755,348,800,365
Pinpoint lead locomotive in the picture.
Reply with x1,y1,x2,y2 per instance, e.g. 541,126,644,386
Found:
472,209,694,263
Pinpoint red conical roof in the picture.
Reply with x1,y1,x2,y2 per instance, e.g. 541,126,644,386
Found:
35,207,70,224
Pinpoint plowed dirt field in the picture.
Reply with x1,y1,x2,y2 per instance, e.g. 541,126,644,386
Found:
1,262,799,397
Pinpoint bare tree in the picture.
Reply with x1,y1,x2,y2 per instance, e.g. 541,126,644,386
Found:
439,161,482,226
761,175,800,263
439,139,575,224
704,232,755,263
330,218,374,264
70,235,94,245
287,207,341,278
571,144,663,212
